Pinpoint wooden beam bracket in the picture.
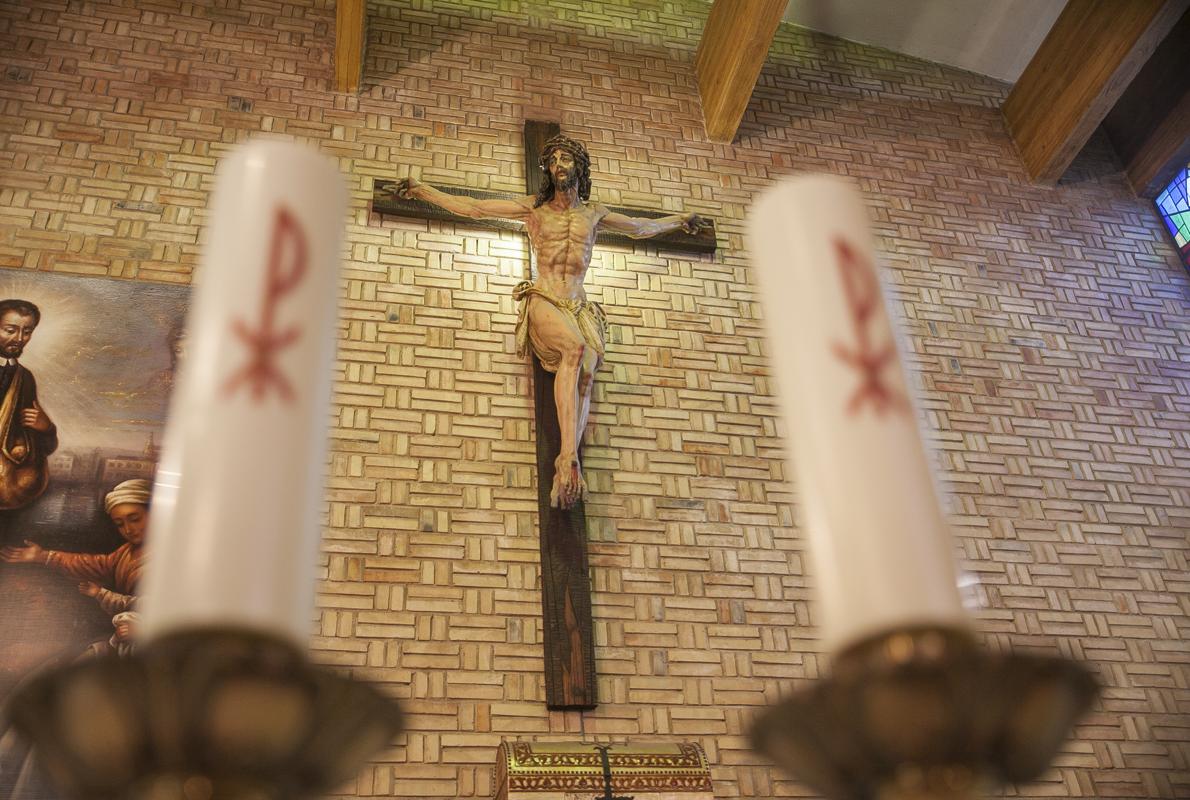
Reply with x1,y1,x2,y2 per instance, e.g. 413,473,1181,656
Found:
1103,9,1190,197
335,0,367,94
694,0,786,144
1003,0,1189,184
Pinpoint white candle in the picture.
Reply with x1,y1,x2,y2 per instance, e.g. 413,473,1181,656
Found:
748,175,968,653
140,140,346,645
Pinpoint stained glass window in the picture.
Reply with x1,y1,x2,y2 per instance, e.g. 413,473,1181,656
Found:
1155,163,1189,269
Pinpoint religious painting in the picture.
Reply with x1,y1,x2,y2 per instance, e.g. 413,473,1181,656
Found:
0,270,187,800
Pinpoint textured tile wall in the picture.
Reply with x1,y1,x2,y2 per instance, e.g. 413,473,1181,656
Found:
0,1,1186,798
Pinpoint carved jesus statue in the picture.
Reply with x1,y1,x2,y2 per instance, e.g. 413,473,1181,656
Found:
394,135,710,509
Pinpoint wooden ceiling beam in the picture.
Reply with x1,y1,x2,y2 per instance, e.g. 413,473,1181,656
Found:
334,0,367,94
1103,9,1190,197
695,0,786,144
1123,92,1190,198
1003,0,1188,184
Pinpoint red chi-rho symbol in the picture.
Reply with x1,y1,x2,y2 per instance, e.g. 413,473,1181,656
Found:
223,206,308,404
830,238,909,416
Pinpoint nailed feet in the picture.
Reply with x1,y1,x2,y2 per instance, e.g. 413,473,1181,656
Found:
550,454,588,510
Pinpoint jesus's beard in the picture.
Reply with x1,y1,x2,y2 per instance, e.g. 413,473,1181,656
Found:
554,171,576,193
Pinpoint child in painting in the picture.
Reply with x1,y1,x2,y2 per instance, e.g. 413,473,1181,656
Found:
0,478,150,614
78,611,139,659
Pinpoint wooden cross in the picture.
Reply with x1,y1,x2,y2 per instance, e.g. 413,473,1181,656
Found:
372,121,716,709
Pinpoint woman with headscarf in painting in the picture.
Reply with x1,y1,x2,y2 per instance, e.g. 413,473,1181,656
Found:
0,478,150,615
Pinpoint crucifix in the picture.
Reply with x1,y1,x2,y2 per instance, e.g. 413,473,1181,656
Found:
373,121,716,709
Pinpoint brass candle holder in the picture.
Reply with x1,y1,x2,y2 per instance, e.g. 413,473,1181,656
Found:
5,629,404,800
750,626,1098,800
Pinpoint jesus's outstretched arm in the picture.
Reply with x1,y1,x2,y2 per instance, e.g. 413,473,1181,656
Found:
598,207,712,239
392,177,533,222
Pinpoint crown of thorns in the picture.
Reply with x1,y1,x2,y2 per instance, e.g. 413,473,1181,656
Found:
538,135,590,174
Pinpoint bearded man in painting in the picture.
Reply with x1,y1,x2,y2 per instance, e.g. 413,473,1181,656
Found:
0,299,57,512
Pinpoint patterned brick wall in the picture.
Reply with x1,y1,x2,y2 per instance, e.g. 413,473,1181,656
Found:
2,1,1188,798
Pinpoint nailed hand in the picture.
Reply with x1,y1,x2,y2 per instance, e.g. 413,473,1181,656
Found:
682,213,712,235
393,177,421,200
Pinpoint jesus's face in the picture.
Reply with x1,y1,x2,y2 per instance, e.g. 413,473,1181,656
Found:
546,149,576,191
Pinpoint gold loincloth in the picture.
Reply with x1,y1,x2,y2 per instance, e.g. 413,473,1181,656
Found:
513,280,608,373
